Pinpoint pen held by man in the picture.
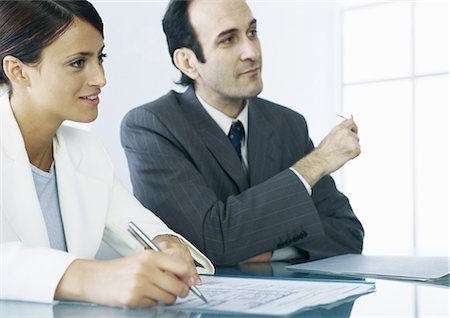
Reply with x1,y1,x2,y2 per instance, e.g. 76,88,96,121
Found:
292,114,361,187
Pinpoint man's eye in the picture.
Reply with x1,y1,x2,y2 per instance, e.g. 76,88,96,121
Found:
249,29,258,37
222,36,234,45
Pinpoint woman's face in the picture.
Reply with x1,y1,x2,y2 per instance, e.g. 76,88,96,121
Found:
24,17,106,123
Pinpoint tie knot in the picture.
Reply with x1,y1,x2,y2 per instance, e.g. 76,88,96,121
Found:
228,120,245,159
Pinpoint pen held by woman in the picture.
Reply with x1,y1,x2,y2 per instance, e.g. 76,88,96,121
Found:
128,222,208,303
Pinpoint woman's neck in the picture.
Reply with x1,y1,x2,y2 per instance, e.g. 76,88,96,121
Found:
10,93,60,172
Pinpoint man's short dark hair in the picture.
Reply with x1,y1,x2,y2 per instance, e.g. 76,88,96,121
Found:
162,0,205,86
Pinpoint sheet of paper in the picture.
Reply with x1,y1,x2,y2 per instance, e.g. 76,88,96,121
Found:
286,254,450,281
163,275,375,316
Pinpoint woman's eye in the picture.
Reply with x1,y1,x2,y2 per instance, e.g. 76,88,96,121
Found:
70,59,85,68
98,53,107,64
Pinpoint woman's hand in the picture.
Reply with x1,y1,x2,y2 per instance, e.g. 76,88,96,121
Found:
55,251,194,308
153,234,202,285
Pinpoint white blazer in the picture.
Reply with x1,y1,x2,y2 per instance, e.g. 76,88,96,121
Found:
0,91,214,303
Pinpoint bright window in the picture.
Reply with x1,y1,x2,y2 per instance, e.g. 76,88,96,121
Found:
341,1,449,256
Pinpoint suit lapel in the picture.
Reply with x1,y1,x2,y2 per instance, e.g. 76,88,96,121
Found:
247,100,278,185
178,87,249,191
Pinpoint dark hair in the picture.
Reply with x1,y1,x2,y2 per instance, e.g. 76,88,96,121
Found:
0,0,103,86
162,0,205,86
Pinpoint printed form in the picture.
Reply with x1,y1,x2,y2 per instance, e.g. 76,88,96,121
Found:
164,275,375,316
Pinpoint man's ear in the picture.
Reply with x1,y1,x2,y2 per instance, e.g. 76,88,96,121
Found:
173,48,199,81
2,56,31,87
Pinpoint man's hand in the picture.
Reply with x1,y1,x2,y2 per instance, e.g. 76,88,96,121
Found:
293,117,361,187
240,251,273,264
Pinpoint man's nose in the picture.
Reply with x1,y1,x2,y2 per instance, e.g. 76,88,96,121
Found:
240,37,260,61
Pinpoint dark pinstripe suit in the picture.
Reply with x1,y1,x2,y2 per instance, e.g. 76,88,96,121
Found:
121,86,364,265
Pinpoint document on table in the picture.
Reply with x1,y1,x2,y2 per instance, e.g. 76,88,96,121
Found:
163,275,375,316
286,254,450,282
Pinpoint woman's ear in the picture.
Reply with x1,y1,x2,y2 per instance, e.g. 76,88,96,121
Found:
173,48,199,82
2,56,31,88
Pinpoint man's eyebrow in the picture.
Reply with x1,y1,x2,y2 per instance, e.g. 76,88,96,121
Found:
216,27,238,39
216,19,257,39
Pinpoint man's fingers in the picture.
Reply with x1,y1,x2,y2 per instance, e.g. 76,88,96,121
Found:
337,118,358,135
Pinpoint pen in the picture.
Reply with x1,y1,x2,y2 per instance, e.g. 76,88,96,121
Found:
127,221,208,304
336,114,354,120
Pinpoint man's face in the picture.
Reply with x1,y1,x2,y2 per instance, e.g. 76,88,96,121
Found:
189,0,263,107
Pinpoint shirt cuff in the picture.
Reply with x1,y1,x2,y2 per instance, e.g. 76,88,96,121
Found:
271,247,301,261
289,167,312,196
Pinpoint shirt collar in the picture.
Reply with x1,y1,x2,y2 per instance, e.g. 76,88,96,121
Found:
195,92,248,138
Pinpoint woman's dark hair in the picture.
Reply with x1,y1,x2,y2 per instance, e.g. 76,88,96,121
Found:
162,0,205,87
0,0,103,86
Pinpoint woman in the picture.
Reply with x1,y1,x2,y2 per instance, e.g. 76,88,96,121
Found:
0,0,213,308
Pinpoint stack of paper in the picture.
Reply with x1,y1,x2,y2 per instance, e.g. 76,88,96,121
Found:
163,275,375,316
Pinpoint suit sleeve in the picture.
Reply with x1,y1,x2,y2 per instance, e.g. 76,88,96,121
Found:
294,144,365,261
121,108,363,265
286,115,364,261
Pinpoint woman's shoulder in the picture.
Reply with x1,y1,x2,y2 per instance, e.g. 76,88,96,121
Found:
58,125,100,147
56,125,114,173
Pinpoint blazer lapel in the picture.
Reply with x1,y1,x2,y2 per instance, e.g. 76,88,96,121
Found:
179,87,249,191
53,129,109,258
1,93,50,247
2,92,108,258
247,100,278,185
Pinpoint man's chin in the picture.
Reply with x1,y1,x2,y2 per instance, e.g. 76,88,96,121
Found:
237,77,262,97
245,83,263,99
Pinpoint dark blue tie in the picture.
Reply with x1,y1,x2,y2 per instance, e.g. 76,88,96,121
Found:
228,120,245,160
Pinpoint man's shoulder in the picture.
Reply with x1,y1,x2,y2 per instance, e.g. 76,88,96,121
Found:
251,96,307,123
129,90,182,115
122,90,185,127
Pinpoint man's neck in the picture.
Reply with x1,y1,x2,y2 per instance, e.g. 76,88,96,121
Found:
195,88,245,119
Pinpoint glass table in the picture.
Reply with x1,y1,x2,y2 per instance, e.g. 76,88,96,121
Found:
1,261,448,317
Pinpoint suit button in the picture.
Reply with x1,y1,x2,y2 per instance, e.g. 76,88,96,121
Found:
299,231,307,239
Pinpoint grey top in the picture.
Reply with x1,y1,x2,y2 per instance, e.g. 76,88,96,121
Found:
31,163,67,251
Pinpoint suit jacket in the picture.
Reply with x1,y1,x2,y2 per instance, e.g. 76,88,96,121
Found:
0,91,213,303
121,86,364,265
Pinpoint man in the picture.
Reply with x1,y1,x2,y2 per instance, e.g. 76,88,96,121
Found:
121,0,364,266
